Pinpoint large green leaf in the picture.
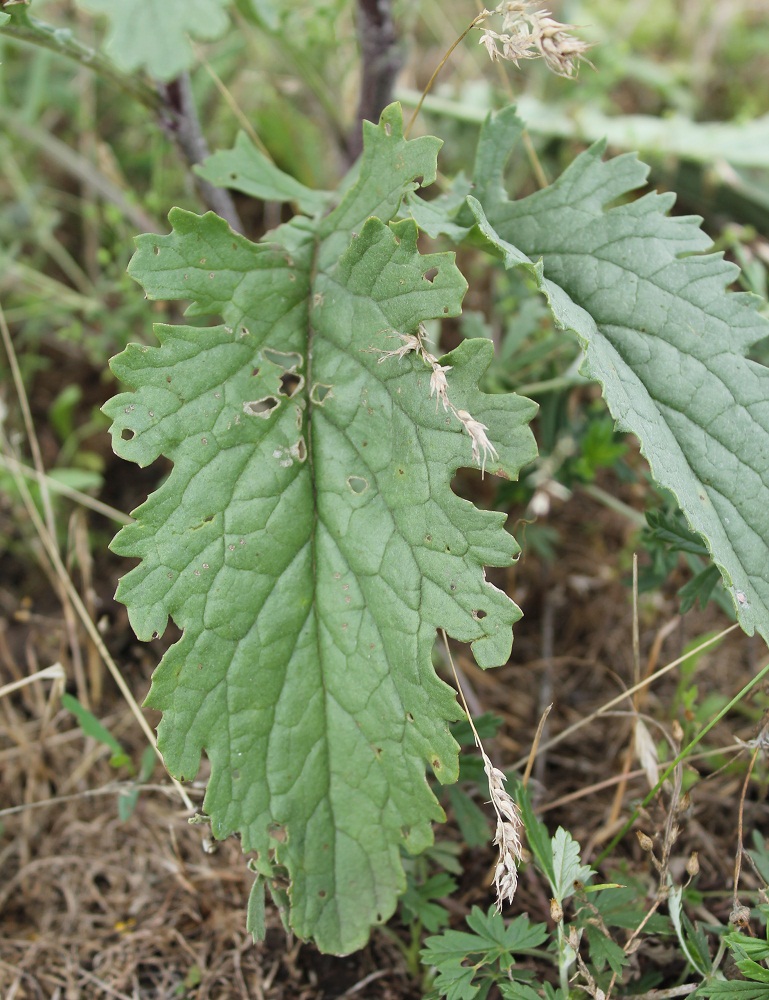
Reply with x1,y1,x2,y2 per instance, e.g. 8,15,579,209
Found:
75,0,230,80
103,105,537,954
466,107,769,643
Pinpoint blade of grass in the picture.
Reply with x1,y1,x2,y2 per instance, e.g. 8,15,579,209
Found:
0,455,132,523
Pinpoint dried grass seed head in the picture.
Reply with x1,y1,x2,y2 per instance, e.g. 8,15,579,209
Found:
482,751,523,909
429,364,452,410
373,326,500,476
374,331,423,362
455,409,498,476
478,0,592,78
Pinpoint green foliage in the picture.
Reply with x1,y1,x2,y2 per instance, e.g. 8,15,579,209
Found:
62,691,129,767
194,132,331,215
665,629,729,738
700,906,769,999
420,817,656,1000
3,0,769,983
421,906,548,1000
640,505,732,616
61,693,156,819
462,107,769,643
577,877,669,934
103,104,538,955
749,832,769,886
75,0,231,79
700,986,769,1000
567,415,627,483
550,826,594,903
400,871,458,934
512,780,555,887
668,881,712,977
727,931,769,985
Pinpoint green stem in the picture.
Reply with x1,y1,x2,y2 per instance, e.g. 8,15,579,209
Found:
405,11,489,137
556,921,571,996
581,483,647,528
405,918,424,979
1,8,161,113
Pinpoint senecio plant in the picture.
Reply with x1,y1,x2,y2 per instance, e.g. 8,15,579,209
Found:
4,0,769,959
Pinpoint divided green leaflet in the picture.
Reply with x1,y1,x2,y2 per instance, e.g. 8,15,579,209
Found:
195,131,332,216
75,0,230,80
549,827,593,903
699,984,769,1000
103,105,537,954
464,106,769,644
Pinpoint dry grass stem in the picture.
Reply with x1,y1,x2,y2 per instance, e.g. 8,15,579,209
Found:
510,624,740,771
191,39,272,158
522,701,552,787
0,300,194,813
10,447,193,809
0,302,57,541
440,630,523,910
0,662,65,701
731,744,761,914
405,10,490,136
0,782,204,820
0,453,132,523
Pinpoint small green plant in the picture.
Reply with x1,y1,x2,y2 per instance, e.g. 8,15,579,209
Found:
699,905,769,1000
421,905,549,1000
419,790,673,999
62,692,156,819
